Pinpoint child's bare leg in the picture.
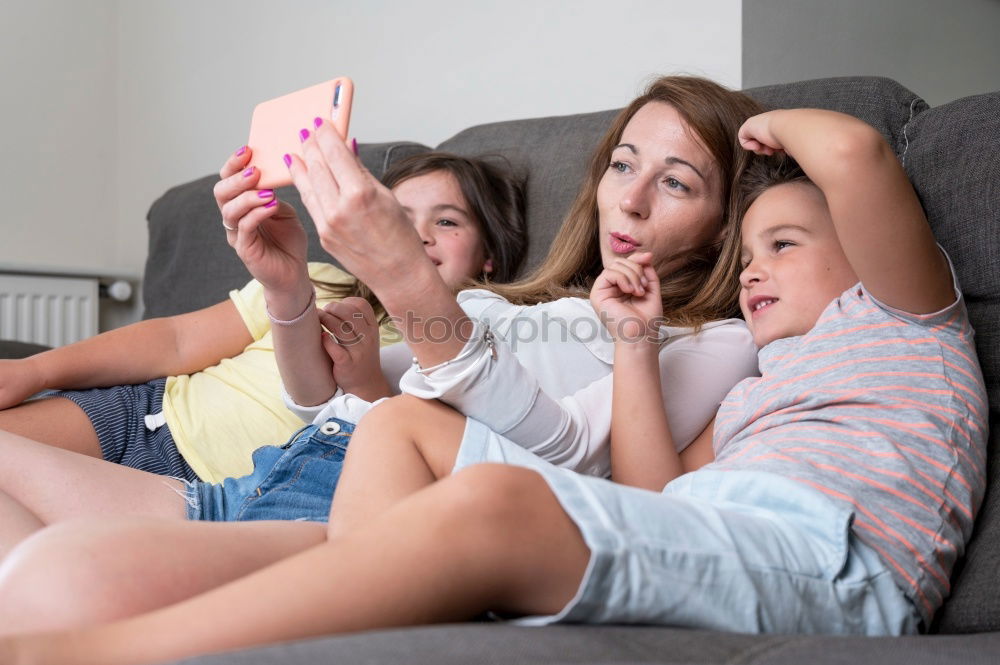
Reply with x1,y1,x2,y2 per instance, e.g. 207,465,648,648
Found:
0,518,326,636
0,490,43,559
0,396,102,458
0,429,186,554
13,464,590,665
327,394,466,537
0,394,466,636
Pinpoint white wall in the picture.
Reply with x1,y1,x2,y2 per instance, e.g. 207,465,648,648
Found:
742,0,1000,107
0,1,119,274
0,0,743,321
114,0,741,282
7,1,998,329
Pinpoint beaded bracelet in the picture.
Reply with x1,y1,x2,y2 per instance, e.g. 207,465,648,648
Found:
266,291,316,326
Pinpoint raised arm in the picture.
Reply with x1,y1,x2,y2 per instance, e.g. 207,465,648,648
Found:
287,122,473,369
591,252,684,489
218,146,337,407
738,109,953,314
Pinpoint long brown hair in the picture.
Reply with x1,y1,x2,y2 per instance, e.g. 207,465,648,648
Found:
315,152,527,323
486,75,763,327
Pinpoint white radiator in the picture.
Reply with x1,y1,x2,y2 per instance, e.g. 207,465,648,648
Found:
0,273,99,347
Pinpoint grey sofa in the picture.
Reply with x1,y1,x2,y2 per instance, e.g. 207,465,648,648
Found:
33,76,1000,662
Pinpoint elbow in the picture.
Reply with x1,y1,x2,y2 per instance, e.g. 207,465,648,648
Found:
824,124,896,181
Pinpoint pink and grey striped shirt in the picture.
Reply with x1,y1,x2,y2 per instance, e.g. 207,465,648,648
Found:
711,277,988,626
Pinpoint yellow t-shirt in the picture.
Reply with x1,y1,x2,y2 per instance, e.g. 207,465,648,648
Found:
162,263,401,483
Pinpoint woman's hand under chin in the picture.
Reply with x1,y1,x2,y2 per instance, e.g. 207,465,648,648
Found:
590,251,663,344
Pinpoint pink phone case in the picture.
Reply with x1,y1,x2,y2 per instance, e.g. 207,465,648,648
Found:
247,77,354,188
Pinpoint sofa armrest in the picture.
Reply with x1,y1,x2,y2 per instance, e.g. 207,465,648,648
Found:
0,340,50,359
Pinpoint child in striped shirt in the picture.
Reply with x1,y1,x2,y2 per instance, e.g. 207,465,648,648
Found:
593,107,988,633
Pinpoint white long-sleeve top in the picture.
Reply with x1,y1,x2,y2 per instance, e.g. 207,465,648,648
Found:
285,289,760,478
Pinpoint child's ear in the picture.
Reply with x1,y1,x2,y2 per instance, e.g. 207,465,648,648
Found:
482,258,494,274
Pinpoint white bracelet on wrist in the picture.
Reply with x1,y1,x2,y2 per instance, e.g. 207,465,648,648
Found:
266,291,317,326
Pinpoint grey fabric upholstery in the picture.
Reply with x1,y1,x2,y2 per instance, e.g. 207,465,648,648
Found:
903,91,1000,633
0,340,49,359
438,110,619,274
742,76,927,154
177,625,1000,665
176,626,765,665
138,76,1000,663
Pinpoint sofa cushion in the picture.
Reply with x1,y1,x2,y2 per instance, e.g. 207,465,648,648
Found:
178,623,1000,665
142,141,430,318
902,90,1000,633
177,624,766,665
437,110,619,276
744,76,928,155
0,340,49,359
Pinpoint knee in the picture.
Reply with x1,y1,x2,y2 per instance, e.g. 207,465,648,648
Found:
435,464,551,536
349,395,418,452
353,394,413,437
354,394,460,447
0,521,137,633
359,394,447,428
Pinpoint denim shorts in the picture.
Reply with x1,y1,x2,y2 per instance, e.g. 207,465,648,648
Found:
52,378,197,481
183,417,354,522
455,417,922,636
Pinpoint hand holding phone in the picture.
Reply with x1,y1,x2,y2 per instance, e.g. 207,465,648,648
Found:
247,77,354,188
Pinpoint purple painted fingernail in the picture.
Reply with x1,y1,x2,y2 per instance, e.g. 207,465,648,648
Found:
313,117,323,128
351,138,358,155
258,190,274,199
283,153,292,167
299,128,310,142
264,199,278,208
242,167,254,177
235,145,247,156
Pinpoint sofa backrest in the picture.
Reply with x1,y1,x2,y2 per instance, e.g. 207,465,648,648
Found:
436,110,618,274
143,76,999,632
901,90,1000,633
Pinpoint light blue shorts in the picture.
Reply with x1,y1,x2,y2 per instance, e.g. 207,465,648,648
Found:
183,418,354,522
454,417,922,636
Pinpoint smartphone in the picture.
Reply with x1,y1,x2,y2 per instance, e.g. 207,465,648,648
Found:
247,77,354,188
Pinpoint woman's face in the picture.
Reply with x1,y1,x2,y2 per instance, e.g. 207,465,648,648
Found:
596,102,725,277
391,171,491,290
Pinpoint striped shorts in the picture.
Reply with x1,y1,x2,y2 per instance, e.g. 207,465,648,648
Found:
52,378,198,481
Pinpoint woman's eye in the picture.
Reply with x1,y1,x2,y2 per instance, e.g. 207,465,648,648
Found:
436,218,458,227
664,176,689,192
609,160,630,174
774,240,793,251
